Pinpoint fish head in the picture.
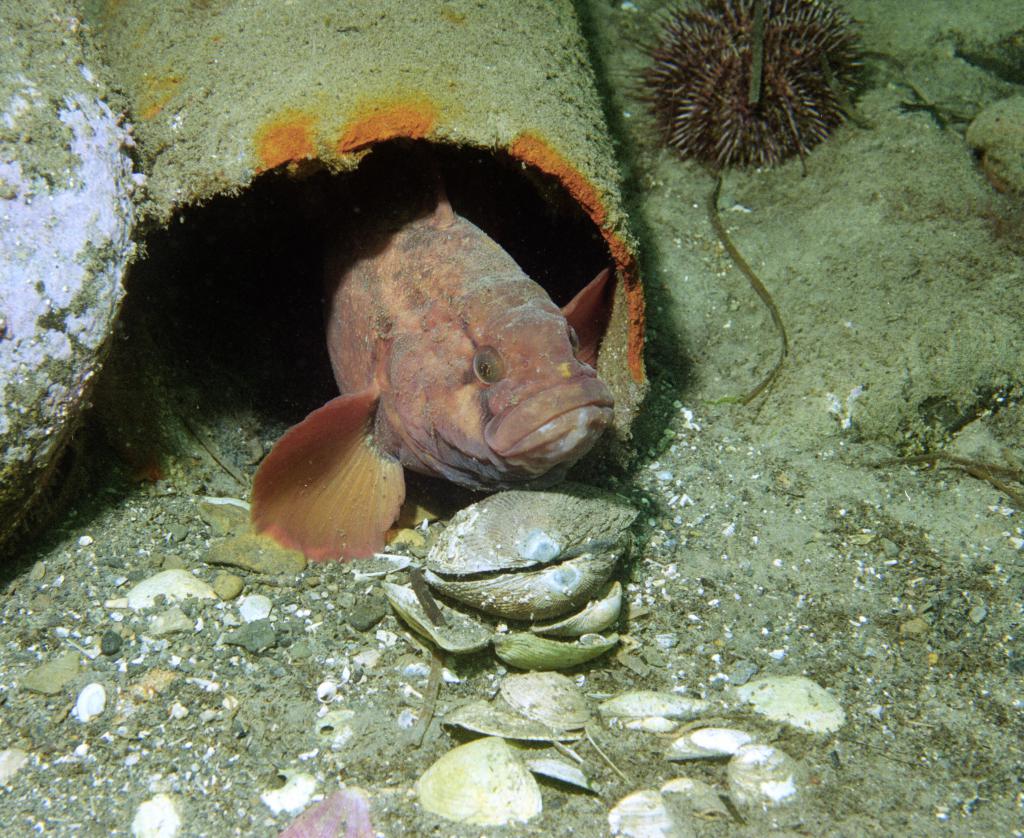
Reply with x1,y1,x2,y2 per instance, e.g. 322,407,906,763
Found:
382,278,614,487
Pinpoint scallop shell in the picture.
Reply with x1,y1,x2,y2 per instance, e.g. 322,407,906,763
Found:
492,631,618,671
426,484,637,576
524,757,594,792
499,672,592,731
415,737,542,826
665,727,754,761
530,581,622,637
424,552,618,621
599,690,711,722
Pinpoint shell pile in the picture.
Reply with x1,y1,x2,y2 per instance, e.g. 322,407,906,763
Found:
384,484,637,670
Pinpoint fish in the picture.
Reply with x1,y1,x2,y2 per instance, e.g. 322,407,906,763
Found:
250,184,615,561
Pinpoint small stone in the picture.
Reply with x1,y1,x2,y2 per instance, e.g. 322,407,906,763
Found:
196,497,250,536
100,630,123,656
21,650,80,695
148,606,194,637
289,640,313,660
726,659,759,686
223,619,276,654
347,596,387,632
968,604,988,624
238,594,272,623
72,682,107,723
131,793,181,838
212,572,243,601
167,524,189,543
160,554,186,571
388,528,425,550
204,533,306,575
899,617,930,638
126,569,216,611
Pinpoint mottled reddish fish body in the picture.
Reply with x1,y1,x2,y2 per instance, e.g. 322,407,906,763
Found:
252,193,614,561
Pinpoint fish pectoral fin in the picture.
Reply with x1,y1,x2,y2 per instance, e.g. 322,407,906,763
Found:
562,266,613,368
250,390,405,562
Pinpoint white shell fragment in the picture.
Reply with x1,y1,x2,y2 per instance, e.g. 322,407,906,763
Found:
72,682,107,723
131,793,182,838
525,757,594,792
600,690,711,722
608,789,694,838
499,672,591,731
727,743,801,809
733,675,845,733
415,737,542,826
260,770,317,815
238,594,272,622
665,727,754,761
381,582,491,654
126,569,216,611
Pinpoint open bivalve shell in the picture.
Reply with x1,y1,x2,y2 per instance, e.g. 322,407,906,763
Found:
424,485,636,621
443,699,583,742
726,743,802,810
665,727,755,761
415,736,542,826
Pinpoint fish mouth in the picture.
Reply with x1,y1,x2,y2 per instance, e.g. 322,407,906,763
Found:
484,377,614,474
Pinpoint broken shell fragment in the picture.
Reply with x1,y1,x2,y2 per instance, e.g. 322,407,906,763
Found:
665,727,754,761
493,632,619,671
415,736,542,826
726,743,801,810
442,699,582,742
661,777,731,820
499,672,592,731
530,580,622,637
525,757,594,793
381,582,490,654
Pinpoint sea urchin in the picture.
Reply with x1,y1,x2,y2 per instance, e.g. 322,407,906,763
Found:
643,0,861,169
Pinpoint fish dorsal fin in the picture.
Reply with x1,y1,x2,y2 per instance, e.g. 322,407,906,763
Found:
562,267,613,368
251,389,405,561
429,177,457,229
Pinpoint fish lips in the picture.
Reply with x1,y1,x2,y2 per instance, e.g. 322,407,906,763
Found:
484,377,614,473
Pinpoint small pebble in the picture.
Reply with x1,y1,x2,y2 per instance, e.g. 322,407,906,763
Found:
223,619,276,654
238,594,272,623
212,572,243,601
0,748,29,783
347,597,387,632
100,630,123,656
21,650,80,695
968,604,987,624
148,607,194,637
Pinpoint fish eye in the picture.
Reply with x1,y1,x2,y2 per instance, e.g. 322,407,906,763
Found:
472,346,505,385
568,326,580,354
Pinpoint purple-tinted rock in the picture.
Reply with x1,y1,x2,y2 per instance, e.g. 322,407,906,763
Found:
0,1,138,551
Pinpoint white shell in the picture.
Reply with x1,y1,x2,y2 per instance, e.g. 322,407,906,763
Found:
72,682,106,723
660,777,731,820
665,727,753,761
381,581,491,654
607,789,693,838
531,580,622,637
600,690,711,722
727,743,801,809
732,675,846,733
499,672,592,731
415,737,542,826
443,699,582,742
